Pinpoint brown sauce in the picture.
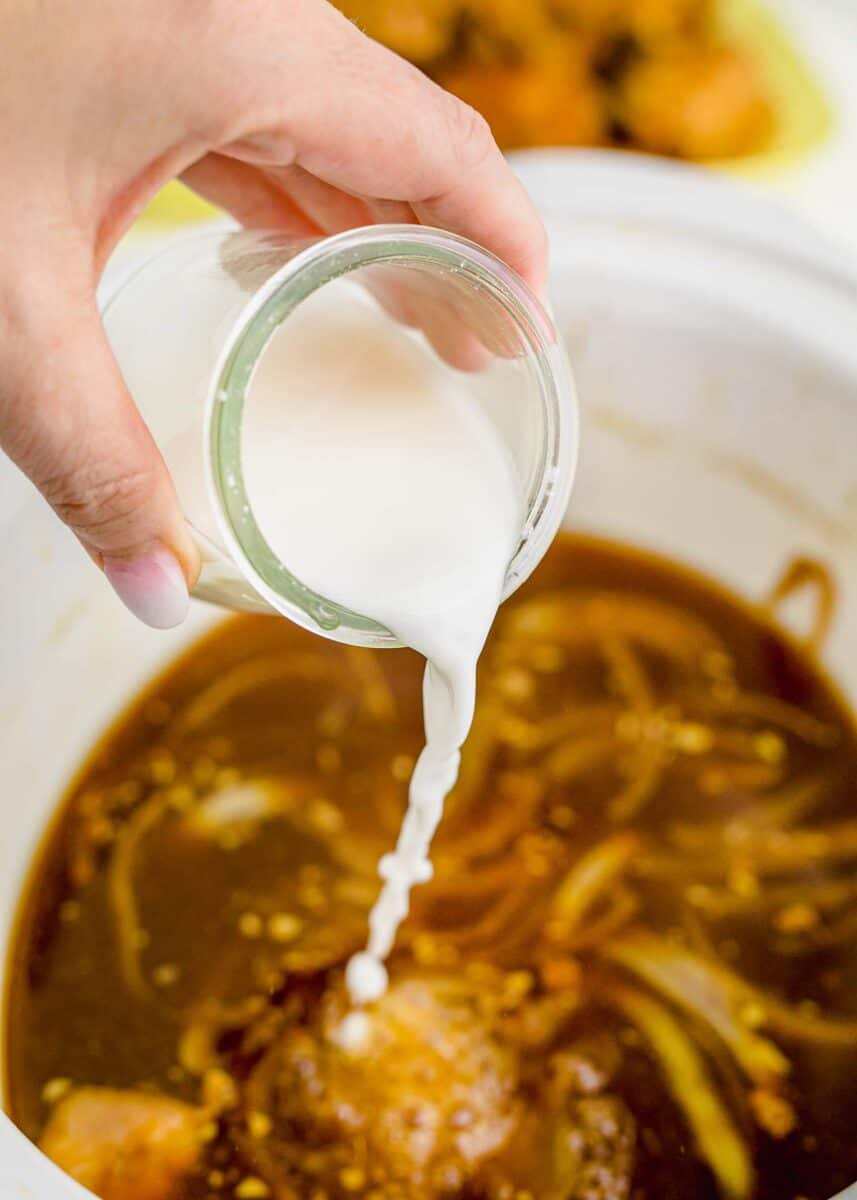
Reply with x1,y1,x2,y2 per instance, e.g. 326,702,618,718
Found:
5,533,857,1200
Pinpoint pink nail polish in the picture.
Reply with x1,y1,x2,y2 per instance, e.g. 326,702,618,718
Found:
103,546,189,630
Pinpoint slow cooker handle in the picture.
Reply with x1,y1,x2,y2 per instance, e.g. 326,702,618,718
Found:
0,1113,91,1200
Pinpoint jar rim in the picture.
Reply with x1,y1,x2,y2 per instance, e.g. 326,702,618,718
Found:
206,223,577,647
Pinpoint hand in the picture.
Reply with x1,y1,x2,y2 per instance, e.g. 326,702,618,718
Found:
0,0,547,628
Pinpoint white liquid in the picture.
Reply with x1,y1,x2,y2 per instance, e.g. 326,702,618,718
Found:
242,282,522,1005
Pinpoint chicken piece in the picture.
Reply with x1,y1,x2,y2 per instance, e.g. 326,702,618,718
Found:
437,45,607,151
615,43,773,159
543,1034,624,1103
241,976,521,1196
457,0,562,62
553,0,709,43
39,1087,204,1200
549,1096,636,1200
492,1030,634,1200
476,1086,635,1200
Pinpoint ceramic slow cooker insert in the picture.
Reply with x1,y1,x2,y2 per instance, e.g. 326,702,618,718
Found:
1,154,856,1200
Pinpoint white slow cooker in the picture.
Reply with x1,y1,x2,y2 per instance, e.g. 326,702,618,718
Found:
1,152,856,1199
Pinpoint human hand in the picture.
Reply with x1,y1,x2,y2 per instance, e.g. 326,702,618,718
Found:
0,0,547,628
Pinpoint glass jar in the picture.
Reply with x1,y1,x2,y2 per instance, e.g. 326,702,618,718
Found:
101,225,577,646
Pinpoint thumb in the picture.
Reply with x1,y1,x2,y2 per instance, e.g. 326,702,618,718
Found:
0,264,199,629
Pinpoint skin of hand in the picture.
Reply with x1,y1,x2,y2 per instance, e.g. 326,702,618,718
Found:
0,0,547,629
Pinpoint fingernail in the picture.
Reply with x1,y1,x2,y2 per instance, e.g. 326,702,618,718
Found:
103,546,189,630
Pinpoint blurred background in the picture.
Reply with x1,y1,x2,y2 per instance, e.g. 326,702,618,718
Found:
138,0,857,253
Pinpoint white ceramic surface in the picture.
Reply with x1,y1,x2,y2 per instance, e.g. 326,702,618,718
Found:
2,155,857,1198
759,0,857,250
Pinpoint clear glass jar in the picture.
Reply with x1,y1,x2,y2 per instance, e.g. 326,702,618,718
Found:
101,225,577,646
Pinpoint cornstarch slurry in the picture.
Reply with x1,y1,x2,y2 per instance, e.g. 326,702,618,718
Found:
241,281,523,1013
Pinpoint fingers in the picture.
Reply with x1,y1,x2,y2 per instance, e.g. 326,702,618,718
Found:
217,2,548,294
413,150,550,299
265,163,377,232
184,155,488,369
181,154,322,236
259,166,417,239
0,264,198,629
187,157,417,243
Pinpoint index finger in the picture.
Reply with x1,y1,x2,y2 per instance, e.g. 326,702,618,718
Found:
218,3,548,296
411,107,549,299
